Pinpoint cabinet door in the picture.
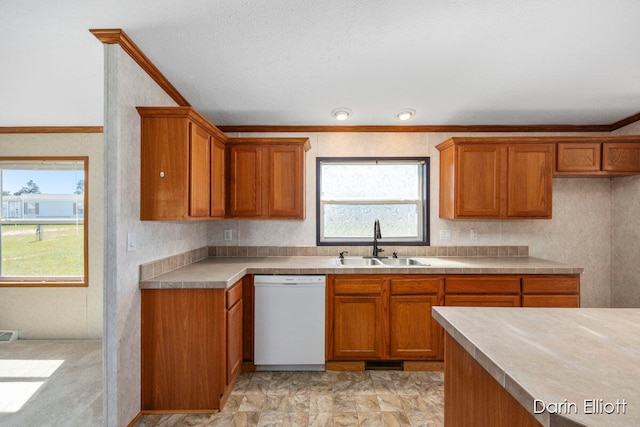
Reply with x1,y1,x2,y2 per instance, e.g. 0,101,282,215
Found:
331,295,385,359
603,143,640,172
507,144,553,218
456,144,504,217
141,289,226,410
267,145,305,218
226,298,243,384
227,145,262,217
189,122,211,217
445,295,520,307
556,142,601,172
210,137,225,218
389,294,441,359
140,117,189,220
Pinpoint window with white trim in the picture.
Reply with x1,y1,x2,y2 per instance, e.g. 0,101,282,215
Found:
317,158,429,246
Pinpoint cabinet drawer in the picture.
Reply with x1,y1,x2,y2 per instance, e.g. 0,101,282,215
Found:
226,280,243,309
522,295,579,308
390,278,440,295
333,277,383,295
445,277,520,294
521,276,579,294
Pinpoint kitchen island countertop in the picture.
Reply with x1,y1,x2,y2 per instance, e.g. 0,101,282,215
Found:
140,255,583,289
433,306,640,426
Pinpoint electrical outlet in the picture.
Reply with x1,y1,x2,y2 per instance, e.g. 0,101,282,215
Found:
440,229,452,240
224,229,233,241
127,232,137,252
470,228,478,240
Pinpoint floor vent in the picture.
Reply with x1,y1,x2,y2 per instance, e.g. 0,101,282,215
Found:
0,330,18,343
365,360,403,370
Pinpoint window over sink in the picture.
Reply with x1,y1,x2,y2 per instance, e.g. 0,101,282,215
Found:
316,158,430,246
0,158,88,287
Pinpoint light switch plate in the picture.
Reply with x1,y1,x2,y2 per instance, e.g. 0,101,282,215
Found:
127,232,137,252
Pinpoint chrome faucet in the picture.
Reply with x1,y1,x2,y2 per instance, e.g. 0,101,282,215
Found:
372,219,385,257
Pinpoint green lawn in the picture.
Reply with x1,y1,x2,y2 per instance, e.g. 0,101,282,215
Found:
1,224,84,276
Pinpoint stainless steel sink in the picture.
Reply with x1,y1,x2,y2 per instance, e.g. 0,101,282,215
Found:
336,257,382,266
336,257,428,266
378,258,429,266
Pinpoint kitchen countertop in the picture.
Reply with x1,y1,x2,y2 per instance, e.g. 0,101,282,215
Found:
432,307,640,427
139,256,583,289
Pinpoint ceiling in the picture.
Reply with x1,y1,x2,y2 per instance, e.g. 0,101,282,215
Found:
2,0,640,128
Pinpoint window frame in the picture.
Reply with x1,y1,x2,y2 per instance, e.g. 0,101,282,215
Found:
0,156,89,287
316,157,430,246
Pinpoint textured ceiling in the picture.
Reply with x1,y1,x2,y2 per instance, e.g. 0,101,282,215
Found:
1,0,639,127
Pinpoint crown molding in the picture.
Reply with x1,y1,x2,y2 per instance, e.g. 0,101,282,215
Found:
217,123,614,134
0,126,103,134
90,28,190,107
609,112,640,131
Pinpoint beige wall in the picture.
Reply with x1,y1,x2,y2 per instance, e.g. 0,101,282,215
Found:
211,131,614,307
102,45,210,427
0,132,103,339
612,121,640,307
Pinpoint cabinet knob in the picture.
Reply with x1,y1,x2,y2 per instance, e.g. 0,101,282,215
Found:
159,171,165,178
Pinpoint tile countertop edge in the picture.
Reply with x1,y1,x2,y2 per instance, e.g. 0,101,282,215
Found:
139,256,584,289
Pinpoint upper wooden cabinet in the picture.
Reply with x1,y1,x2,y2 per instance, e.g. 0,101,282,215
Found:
138,107,227,220
437,138,553,219
555,137,640,176
226,138,310,219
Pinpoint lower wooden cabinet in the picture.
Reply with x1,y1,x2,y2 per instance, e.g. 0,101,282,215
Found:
389,277,443,359
329,277,386,359
141,280,243,411
327,275,444,361
327,274,580,363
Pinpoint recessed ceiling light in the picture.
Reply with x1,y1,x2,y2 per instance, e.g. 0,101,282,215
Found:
396,109,416,121
332,108,352,121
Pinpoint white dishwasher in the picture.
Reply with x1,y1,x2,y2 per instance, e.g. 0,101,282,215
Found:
254,275,326,371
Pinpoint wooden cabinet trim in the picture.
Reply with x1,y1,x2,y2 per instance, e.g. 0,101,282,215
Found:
227,137,311,152
137,106,227,142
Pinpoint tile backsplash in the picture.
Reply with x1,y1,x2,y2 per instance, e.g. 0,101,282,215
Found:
140,245,528,281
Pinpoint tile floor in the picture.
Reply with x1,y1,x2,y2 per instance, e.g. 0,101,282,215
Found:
135,370,444,426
